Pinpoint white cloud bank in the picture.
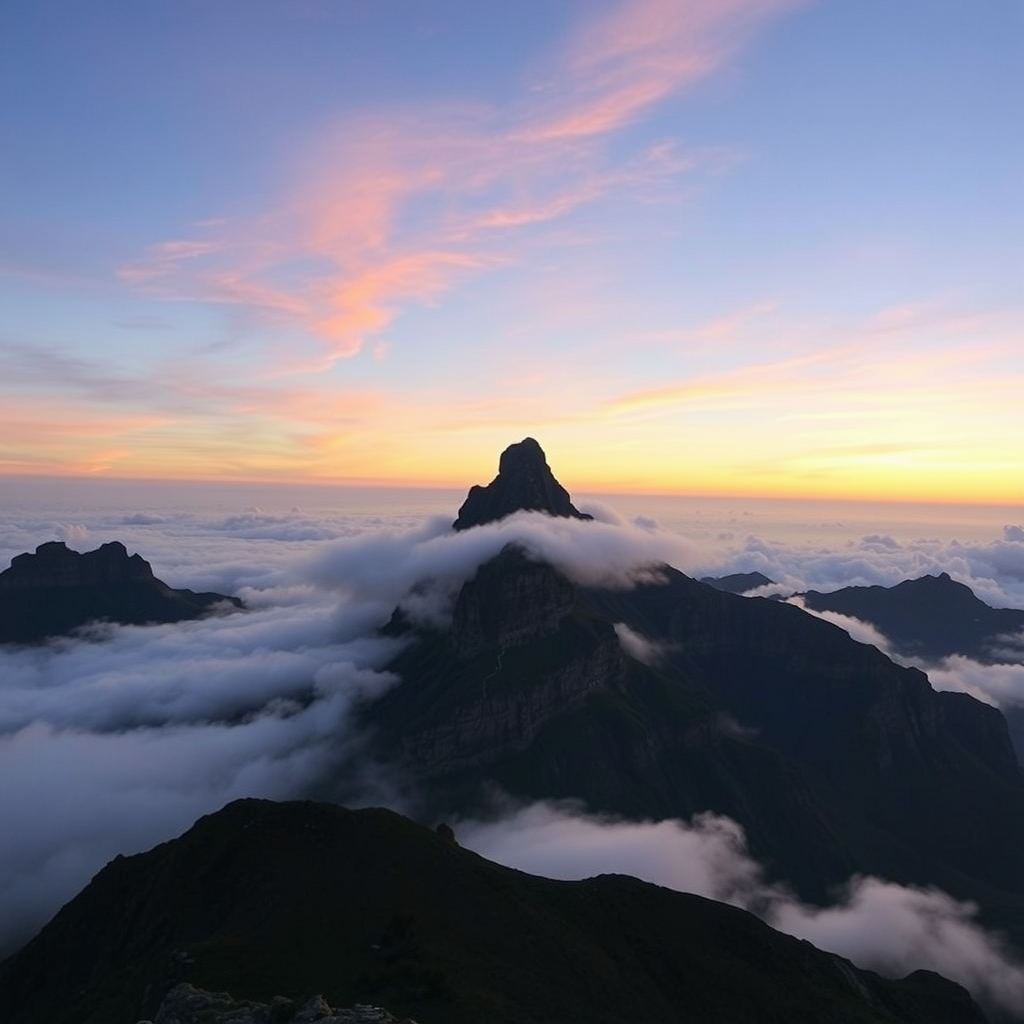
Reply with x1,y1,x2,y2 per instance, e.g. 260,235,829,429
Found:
0,507,700,955
459,801,1024,1014
1,492,1024,1014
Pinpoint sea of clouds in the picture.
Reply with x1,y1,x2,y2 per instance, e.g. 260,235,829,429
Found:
1,486,1024,1012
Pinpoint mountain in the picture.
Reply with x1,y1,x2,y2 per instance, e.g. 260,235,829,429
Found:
452,436,592,530
700,570,775,594
801,573,1024,664
0,798,985,1024
363,440,1024,943
0,540,242,643
800,572,1024,765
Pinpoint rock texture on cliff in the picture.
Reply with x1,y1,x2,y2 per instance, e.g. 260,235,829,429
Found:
0,540,242,643
0,799,985,1024
452,437,592,530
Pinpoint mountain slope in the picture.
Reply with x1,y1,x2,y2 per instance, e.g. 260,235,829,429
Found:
0,798,985,1024
801,573,1024,763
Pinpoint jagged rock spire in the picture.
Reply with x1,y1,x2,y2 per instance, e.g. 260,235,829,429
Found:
452,437,593,531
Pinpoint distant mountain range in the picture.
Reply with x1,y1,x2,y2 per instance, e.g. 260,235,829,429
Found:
801,573,1024,665
699,570,775,594
1,439,1022,1023
0,540,241,643
798,573,1024,763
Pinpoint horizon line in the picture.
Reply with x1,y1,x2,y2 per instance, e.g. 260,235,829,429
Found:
0,471,1019,511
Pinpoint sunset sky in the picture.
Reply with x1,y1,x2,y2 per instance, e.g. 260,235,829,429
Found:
2,0,1021,502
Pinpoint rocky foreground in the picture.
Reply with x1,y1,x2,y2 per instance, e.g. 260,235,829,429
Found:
144,982,416,1024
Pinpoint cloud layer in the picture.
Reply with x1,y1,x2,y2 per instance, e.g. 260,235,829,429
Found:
459,800,1024,1014
0,502,701,954
2,487,1024,1014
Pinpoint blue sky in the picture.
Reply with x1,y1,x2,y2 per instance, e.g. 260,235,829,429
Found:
2,0,1022,500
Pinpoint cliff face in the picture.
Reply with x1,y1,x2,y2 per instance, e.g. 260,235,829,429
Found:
0,541,242,643
451,545,576,655
377,547,630,779
372,552,1024,903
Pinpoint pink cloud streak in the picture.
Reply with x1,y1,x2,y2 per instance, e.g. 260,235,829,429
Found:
116,0,803,370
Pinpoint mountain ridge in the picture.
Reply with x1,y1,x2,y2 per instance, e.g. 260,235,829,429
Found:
0,540,242,643
801,572,1024,664
0,797,985,1024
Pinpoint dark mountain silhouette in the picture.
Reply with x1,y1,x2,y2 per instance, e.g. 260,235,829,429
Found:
363,442,1024,949
801,572,1024,765
801,573,1024,664
0,798,985,1024
452,437,592,530
0,540,242,643
700,570,775,594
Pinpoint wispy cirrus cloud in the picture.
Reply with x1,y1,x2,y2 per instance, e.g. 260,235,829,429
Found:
520,0,803,141
116,0,801,370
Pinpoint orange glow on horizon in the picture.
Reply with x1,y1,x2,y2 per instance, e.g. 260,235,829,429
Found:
1,457,1018,509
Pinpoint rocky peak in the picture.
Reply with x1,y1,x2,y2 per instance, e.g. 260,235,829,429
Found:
452,437,593,531
0,541,154,590
0,541,241,644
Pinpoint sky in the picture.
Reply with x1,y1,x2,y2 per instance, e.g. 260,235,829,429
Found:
2,0,1022,502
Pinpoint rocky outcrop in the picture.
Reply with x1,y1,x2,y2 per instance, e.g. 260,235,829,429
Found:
0,541,242,643
150,983,416,1024
452,438,592,530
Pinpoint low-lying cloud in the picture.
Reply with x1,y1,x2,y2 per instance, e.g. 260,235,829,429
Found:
2,488,1024,1016
613,621,674,666
0,506,701,955
926,654,1024,710
459,800,1024,1014
705,525,1024,612
786,597,899,656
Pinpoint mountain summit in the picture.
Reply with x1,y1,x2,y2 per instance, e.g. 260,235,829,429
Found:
452,437,593,531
